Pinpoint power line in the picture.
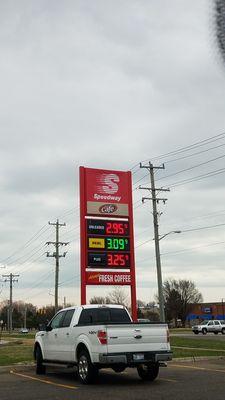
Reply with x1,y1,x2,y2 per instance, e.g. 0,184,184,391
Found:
141,132,225,163
167,167,225,188
164,141,225,164
156,153,225,182
0,224,50,265
135,221,225,250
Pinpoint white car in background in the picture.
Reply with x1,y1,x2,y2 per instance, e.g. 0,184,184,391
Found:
192,320,225,335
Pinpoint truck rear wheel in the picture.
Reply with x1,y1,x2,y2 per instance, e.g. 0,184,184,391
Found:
35,346,46,375
137,362,159,381
77,350,98,384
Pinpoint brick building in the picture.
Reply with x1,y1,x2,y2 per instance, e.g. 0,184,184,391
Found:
187,302,225,324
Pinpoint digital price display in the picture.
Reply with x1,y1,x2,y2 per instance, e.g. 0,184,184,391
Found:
87,219,129,236
87,218,130,269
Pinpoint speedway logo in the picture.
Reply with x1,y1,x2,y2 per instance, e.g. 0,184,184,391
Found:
94,173,121,202
84,168,130,206
96,173,119,194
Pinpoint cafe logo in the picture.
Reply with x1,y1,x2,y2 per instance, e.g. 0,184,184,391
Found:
99,204,118,214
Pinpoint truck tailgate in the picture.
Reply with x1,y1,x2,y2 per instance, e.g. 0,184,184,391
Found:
106,324,170,353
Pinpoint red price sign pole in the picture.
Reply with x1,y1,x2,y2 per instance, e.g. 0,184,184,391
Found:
79,167,137,321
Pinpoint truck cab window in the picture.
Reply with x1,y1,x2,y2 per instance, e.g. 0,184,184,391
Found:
49,311,66,329
61,309,75,327
79,309,95,324
110,308,131,323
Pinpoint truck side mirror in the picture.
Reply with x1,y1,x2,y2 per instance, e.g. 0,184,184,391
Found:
46,325,53,332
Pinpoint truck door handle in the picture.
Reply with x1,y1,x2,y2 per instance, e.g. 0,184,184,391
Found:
54,333,57,337
134,335,142,339
66,333,70,336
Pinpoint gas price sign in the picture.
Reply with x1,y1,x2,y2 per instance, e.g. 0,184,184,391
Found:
79,167,137,320
87,219,130,269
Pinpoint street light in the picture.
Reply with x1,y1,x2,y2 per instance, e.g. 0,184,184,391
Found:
158,231,181,241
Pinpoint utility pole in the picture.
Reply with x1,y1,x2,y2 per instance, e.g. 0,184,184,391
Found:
139,162,170,322
46,220,68,314
24,306,27,329
2,273,19,333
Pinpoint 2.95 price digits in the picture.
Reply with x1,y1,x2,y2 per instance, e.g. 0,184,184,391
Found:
106,222,129,235
106,237,129,251
107,253,130,267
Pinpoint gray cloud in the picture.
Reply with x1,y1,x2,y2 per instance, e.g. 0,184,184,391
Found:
0,1,225,307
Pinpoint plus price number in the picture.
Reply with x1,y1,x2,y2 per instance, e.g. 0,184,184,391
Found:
88,252,130,268
107,253,130,267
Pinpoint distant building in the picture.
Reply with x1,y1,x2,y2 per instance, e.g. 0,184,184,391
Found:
187,302,225,324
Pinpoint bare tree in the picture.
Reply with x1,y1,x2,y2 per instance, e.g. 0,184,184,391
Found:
163,278,203,326
89,296,106,304
106,287,129,308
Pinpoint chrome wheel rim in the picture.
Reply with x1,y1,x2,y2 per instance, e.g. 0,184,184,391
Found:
78,355,88,380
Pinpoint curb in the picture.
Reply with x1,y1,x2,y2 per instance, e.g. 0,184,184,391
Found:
171,355,225,363
0,363,35,374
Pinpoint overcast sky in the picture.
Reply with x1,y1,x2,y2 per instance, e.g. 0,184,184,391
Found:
1,0,225,309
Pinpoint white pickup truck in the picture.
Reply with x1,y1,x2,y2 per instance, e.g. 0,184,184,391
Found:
34,304,172,384
192,319,225,335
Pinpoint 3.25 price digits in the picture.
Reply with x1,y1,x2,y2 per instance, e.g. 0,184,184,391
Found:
107,253,130,267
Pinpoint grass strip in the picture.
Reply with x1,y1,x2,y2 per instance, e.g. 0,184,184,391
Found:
0,342,33,366
170,336,225,350
172,347,224,358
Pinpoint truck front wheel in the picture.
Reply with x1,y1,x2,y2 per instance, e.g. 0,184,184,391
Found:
222,328,225,335
77,350,98,384
35,346,46,375
137,362,159,381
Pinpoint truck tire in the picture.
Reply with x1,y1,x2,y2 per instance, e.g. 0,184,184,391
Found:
202,328,207,335
137,362,159,381
222,328,225,335
77,350,98,384
35,346,46,375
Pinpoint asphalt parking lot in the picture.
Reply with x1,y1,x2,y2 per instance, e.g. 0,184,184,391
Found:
1,358,225,400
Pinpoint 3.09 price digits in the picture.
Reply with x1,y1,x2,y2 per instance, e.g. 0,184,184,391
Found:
106,237,129,251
